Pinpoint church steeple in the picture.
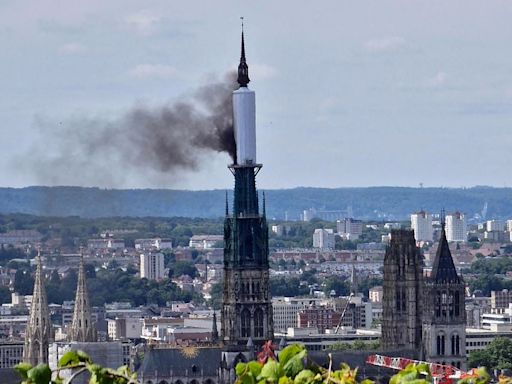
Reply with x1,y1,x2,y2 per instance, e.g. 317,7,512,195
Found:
69,253,96,342
24,251,52,365
222,26,273,346
431,213,461,284
237,20,250,88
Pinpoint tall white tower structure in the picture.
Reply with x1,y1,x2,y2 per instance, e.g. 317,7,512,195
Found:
140,253,165,281
445,212,467,242
410,210,433,242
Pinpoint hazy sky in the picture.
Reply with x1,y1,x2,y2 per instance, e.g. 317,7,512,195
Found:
2,0,512,189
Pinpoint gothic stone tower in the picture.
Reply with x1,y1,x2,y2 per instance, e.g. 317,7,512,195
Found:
68,254,96,342
24,253,52,365
221,29,273,346
382,229,423,350
422,221,466,369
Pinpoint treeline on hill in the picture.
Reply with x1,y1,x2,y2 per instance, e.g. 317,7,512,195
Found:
0,213,386,250
1,186,512,219
0,214,224,247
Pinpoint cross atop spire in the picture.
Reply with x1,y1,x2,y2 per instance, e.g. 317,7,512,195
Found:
237,17,250,87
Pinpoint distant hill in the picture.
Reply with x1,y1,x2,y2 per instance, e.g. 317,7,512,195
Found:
0,186,510,220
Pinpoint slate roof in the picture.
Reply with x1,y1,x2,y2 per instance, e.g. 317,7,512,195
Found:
431,227,462,284
138,347,223,377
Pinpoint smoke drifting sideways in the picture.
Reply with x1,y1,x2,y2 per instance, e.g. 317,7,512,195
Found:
22,73,237,188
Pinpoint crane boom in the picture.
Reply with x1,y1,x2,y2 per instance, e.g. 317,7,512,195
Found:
366,354,462,384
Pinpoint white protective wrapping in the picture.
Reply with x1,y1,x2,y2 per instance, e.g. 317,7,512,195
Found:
233,87,256,165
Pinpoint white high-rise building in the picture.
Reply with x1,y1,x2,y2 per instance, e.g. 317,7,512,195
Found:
140,253,165,281
487,220,505,232
312,229,335,250
410,211,433,242
446,212,467,242
507,220,512,232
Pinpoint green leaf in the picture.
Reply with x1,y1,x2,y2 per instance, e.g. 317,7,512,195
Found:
27,363,52,384
58,351,80,368
76,350,92,363
283,349,306,378
14,362,32,379
294,369,315,384
258,359,284,383
236,362,248,377
247,361,263,377
279,344,305,368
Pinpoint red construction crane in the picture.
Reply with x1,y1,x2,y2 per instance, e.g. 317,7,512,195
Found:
366,354,464,384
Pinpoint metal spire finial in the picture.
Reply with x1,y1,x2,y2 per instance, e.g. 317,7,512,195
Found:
237,17,250,87
440,209,446,229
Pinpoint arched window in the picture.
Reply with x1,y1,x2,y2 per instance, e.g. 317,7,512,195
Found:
448,293,454,317
454,292,460,317
241,308,251,337
254,309,264,338
437,332,445,356
191,365,199,374
435,291,441,318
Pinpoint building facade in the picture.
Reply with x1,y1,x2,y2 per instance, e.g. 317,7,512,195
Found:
312,229,335,250
336,218,363,240
445,212,467,242
381,230,423,350
422,222,466,369
410,211,433,242
140,253,165,281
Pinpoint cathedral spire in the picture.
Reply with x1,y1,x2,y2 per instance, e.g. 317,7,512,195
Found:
431,215,461,284
237,18,250,87
24,250,52,365
69,251,96,342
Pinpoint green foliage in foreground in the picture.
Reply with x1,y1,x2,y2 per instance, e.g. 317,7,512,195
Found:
15,350,137,384
236,343,492,384
15,343,495,384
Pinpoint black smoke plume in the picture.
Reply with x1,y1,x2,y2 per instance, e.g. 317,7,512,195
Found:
22,72,237,187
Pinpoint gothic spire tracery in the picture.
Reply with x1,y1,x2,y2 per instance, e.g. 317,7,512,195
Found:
69,252,96,342
24,251,52,365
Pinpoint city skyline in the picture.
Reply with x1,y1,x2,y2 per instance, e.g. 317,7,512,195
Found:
2,1,512,190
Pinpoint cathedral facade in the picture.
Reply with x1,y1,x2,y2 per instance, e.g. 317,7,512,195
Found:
382,220,466,368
